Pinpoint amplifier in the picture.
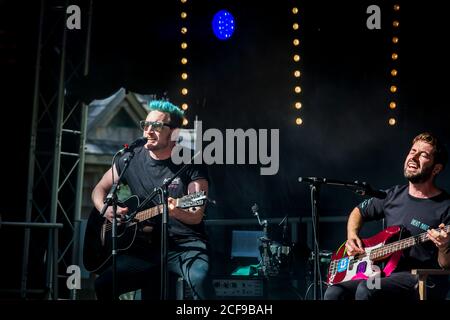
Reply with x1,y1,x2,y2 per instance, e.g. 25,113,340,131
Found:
212,276,267,299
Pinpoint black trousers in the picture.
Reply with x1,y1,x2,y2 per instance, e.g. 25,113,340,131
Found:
94,239,215,300
324,271,448,300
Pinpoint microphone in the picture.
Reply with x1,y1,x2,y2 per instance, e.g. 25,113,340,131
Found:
118,137,148,155
354,181,387,199
298,177,327,184
252,204,266,227
251,204,259,215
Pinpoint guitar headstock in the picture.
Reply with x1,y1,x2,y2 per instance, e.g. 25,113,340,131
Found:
177,191,207,209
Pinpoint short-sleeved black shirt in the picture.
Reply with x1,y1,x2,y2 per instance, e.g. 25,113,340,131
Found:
115,144,209,243
357,185,450,270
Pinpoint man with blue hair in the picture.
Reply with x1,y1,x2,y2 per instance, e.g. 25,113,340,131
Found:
91,100,215,300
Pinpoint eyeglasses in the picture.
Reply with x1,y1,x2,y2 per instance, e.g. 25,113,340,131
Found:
139,120,174,132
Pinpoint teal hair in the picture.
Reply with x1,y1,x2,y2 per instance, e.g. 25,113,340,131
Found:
148,100,184,128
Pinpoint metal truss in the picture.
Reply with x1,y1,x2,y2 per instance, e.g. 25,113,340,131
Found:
22,0,92,299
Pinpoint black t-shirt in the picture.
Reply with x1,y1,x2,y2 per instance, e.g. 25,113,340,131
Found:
357,185,450,271
115,144,209,244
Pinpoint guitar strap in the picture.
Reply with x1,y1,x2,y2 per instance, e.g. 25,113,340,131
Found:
383,225,406,277
383,251,402,277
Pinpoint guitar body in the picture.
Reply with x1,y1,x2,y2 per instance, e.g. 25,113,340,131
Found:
83,196,140,273
327,226,402,285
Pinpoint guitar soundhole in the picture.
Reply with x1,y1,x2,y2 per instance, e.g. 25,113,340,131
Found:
357,261,367,273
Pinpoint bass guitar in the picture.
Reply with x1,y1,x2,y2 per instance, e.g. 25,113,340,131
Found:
327,224,450,285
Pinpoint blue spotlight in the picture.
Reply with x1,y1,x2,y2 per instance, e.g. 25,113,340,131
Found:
212,10,235,40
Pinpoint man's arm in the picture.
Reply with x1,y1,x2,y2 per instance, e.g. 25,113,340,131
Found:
91,165,128,221
427,223,450,269
168,178,208,225
345,207,365,255
438,246,450,269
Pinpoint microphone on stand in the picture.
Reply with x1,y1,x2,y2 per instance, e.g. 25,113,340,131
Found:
354,181,387,199
298,177,327,184
252,204,263,226
118,137,148,155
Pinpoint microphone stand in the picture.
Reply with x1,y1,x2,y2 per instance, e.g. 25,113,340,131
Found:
304,178,322,301
252,204,270,276
99,150,137,300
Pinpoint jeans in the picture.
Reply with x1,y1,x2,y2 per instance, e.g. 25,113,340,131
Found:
95,239,215,300
323,271,450,300
324,271,420,300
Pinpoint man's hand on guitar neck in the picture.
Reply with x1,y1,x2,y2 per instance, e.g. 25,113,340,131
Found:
427,223,449,250
345,234,365,256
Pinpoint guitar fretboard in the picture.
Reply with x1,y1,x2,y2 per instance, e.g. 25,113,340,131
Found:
135,205,164,222
369,225,450,260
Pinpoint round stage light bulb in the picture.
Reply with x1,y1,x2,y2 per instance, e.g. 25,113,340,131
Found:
388,118,396,126
293,39,300,46
181,57,188,65
182,103,188,110
392,53,398,60
293,23,299,30
294,86,302,93
181,0,187,3
181,42,188,49
181,88,188,95
295,102,302,109
389,102,397,109
393,20,399,27
181,27,188,34
293,54,300,62
181,12,187,19
292,8,299,14
295,117,303,125
390,85,397,93
391,69,398,77
294,70,301,78
392,37,399,44
181,73,188,80
183,118,189,126
394,4,400,11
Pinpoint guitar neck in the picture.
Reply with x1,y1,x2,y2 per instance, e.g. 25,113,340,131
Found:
370,224,450,260
124,193,204,225
134,204,164,222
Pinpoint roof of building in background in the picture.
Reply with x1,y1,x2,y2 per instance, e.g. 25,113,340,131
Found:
86,87,155,155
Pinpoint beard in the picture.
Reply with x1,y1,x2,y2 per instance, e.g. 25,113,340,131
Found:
146,140,168,151
404,164,434,184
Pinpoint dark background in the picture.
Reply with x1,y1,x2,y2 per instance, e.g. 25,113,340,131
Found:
1,0,449,297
